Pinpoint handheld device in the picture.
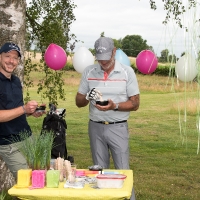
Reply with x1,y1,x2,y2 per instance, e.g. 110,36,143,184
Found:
35,105,46,112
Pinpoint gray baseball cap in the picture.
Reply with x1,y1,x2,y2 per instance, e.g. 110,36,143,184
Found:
94,37,114,60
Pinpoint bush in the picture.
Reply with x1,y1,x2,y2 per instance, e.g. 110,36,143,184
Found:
131,63,175,76
63,62,75,71
62,61,175,77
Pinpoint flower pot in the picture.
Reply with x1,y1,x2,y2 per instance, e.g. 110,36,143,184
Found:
46,170,60,188
17,169,32,187
32,170,46,188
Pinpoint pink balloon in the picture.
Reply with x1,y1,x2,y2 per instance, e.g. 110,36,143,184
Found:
44,43,67,70
136,50,158,74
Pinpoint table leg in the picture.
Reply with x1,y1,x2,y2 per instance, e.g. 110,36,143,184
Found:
130,187,136,200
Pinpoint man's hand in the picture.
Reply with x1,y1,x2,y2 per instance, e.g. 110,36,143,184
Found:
31,111,45,118
86,88,102,101
23,101,38,114
25,102,46,117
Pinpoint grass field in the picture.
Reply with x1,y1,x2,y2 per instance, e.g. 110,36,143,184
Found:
22,66,200,200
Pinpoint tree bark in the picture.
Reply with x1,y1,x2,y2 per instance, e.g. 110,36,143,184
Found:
0,0,26,191
0,156,16,192
0,0,26,83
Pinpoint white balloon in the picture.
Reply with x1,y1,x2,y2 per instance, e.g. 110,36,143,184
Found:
175,54,197,82
73,47,94,73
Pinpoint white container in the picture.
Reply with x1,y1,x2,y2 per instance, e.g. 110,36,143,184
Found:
96,174,127,188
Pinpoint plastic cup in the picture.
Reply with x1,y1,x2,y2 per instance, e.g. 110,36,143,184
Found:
68,164,76,183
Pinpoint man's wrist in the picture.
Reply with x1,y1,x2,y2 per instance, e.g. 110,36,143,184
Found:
22,105,26,114
114,103,119,111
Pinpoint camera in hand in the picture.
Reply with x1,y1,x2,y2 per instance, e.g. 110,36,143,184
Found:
35,105,46,112
96,100,108,106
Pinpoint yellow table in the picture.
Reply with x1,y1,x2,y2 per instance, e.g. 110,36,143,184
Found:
8,170,133,200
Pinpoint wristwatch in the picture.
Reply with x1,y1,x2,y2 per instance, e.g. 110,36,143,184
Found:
114,103,119,111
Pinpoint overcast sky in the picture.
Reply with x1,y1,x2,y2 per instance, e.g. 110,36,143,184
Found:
26,0,200,58
70,0,200,58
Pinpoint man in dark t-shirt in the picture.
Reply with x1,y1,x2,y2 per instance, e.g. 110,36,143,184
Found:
0,42,45,179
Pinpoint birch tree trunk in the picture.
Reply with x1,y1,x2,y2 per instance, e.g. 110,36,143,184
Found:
0,156,16,192
0,0,26,191
0,0,26,83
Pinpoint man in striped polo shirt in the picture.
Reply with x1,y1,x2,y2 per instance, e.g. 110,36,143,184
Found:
76,37,139,199
76,36,140,169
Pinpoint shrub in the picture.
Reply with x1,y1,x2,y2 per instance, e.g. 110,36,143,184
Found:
132,64,175,76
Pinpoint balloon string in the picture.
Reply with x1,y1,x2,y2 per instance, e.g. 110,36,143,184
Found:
147,56,157,74
163,1,200,153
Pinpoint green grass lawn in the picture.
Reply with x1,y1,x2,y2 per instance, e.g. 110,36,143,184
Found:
7,71,200,199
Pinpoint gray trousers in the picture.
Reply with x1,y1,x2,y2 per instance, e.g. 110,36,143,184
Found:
89,120,136,199
0,141,28,180
89,120,129,169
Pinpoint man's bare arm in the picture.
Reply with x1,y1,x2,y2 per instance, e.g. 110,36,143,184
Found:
75,92,89,107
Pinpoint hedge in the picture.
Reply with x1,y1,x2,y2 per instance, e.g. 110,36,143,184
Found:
63,62,175,77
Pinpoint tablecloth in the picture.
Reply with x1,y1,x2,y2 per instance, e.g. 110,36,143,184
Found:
8,169,133,200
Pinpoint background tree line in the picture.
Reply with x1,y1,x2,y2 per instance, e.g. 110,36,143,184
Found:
1,0,198,104
89,33,178,63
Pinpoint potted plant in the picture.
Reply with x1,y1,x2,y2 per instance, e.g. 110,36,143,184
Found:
12,131,55,188
13,131,55,170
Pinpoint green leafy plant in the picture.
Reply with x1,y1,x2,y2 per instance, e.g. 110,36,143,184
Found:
0,191,6,200
24,0,78,105
0,190,14,200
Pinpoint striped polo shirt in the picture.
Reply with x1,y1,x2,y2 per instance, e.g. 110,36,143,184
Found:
78,60,140,122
